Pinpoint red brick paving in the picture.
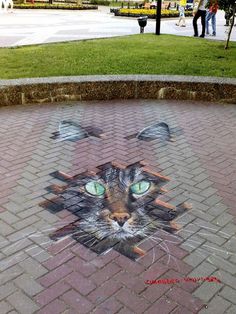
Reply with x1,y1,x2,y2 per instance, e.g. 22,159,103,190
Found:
0,100,236,313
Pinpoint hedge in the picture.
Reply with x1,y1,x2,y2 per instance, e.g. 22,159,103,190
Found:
115,8,193,18
14,3,98,9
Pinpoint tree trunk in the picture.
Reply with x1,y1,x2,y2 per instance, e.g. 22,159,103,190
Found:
225,4,236,49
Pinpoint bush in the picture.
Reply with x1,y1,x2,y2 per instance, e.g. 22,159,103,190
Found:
116,8,193,18
14,3,98,9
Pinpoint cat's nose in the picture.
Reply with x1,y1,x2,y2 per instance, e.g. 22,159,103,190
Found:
110,213,130,227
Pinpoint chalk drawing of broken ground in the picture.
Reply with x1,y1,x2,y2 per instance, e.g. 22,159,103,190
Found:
40,162,191,260
51,120,181,143
50,120,105,142
125,122,182,142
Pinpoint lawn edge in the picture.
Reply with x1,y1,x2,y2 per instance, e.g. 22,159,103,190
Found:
0,75,235,106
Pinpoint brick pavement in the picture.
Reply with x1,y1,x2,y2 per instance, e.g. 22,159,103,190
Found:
0,99,235,313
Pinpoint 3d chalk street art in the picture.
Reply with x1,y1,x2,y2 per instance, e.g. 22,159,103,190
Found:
40,121,190,260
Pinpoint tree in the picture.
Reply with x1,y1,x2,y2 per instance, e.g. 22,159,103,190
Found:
218,0,236,49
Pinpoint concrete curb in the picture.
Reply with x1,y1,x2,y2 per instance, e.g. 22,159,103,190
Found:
0,75,235,106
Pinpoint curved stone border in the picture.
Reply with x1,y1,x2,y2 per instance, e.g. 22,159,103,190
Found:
0,75,235,106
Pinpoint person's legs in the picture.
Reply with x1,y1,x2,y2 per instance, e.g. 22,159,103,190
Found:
205,11,212,34
211,13,216,35
193,10,201,36
181,16,186,27
176,6,185,26
200,10,206,37
180,6,186,26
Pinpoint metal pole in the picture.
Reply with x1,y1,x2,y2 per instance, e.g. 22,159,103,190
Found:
155,0,162,35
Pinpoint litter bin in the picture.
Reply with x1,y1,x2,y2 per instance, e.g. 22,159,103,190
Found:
137,16,148,33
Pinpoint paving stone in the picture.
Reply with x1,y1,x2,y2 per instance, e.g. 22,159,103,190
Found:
0,265,23,286
191,210,215,222
35,281,70,306
2,238,33,256
43,249,74,270
19,257,48,279
220,286,236,305
114,271,146,294
37,299,67,314
203,195,223,207
200,187,218,198
0,221,14,236
193,281,223,302
226,305,236,314
0,252,28,272
199,296,231,314
25,245,51,263
198,229,227,246
87,279,122,304
0,235,10,249
223,236,236,252
39,264,72,288
219,223,236,239
183,251,206,268
62,289,94,313
93,297,123,314
193,219,220,233
0,300,13,314
0,211,19,224
188,261,217,278
0,282,17,301
171,305,195,314
65,271,96,296
208,203,228,217
212,213,234,227
115,287,150,314
206,254,236,274
14,273,44,296
8,291,39,314
12,215,41,230
90,262,121,286
7,226,36,242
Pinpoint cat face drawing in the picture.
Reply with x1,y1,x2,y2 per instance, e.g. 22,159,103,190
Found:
40,161,190,260
40,120,188,260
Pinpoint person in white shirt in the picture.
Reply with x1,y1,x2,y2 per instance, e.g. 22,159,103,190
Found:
193,0,208,37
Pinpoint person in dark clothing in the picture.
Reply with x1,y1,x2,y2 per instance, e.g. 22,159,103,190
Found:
193,0,208,37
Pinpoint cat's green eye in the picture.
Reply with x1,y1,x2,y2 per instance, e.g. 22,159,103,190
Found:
85,181,106,196
130,181,151,195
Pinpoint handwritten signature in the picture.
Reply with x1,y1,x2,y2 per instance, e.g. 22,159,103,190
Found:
145,276,221,284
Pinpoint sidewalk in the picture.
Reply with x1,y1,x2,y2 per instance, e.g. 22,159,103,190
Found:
0,98,236,313
0,7,235,47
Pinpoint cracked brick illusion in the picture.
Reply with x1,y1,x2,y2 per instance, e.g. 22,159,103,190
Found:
40,161,191,260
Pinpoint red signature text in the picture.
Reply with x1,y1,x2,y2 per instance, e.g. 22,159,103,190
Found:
145,276,221,285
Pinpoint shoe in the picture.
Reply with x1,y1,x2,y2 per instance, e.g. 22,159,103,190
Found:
175,23,179,26
211,33,216,36
180,25,186,27
199,34,205,38
206,31,209,34
193,34,198,37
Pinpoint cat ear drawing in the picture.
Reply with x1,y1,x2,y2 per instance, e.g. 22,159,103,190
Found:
126,122,179,142
51,120,180,143
50,120,106,142
137,122,174,142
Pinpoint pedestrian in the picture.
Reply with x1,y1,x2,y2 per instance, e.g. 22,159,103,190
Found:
193,0,208,37
176,0,187,27
3,0,13,12
224,5,234,26
206,0,218,36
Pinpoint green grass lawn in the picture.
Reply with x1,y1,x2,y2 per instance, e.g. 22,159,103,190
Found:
0,34,235,79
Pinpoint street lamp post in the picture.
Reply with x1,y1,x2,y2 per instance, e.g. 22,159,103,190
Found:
155,0,162,35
